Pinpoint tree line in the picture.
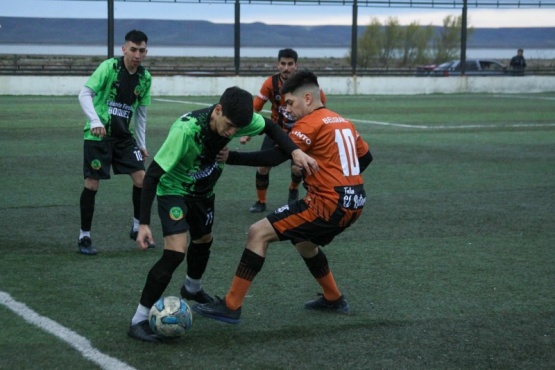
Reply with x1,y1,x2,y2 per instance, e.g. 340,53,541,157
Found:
353,15,473,68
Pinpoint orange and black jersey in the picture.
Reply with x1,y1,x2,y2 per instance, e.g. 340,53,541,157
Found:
227,107,372,223
254,74,327,131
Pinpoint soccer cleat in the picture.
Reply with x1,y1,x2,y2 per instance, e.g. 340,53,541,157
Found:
192,296,241,324
78,237,97,256
304,294,351,315
130,228,156,249
127,320,163,343
288,188,299,204
249,201,266,213
180,285,215,304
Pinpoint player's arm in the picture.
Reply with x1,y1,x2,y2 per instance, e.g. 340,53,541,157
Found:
260,117,318,174
359,150,373,173
140,160,164,225
261,117,298,154
226,147,289,167
136,160,165,249
78,86,105,137
134,105,148,158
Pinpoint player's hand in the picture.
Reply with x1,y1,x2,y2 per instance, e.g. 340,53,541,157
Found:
239,136,251,145
216,147,229,162
91,126,106,138
291,149,318,176
136,224,154,251
140,147,149,161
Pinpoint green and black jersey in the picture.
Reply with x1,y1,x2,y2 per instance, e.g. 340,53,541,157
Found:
154,106,266,198
83,57,152,140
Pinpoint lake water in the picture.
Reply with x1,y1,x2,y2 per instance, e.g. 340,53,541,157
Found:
1,44,554,59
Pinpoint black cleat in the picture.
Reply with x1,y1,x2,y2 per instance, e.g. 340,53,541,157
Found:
78,237,97,256
304,294,351,315
192,296,241,324
180,285,214,304
130,228,156,249
249,201,266,213
288,188,299,204
127,320,163,343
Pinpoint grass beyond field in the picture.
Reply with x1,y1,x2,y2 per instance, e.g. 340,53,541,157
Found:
0,93,554,369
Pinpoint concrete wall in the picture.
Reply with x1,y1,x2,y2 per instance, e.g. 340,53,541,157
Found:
1,75,553,96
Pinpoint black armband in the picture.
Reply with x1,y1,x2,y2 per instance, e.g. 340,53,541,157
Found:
359,150,373,173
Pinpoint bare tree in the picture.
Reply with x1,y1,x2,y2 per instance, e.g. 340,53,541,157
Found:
356,18,381,68
378,17,403,67
433,15,470,63
401,22,434,66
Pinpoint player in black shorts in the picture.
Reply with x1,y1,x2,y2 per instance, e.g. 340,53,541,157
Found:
77,30,153,255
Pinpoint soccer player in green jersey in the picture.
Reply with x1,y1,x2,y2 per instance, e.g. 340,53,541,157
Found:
127,86,317,342
77,30,152,255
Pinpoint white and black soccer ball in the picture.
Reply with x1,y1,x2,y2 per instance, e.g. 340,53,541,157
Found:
149,296,193,338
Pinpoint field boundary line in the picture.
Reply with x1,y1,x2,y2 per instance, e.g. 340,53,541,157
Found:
0,291,137,370
155,98,555,130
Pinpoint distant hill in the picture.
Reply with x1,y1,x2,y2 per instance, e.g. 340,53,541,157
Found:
1,17,554,48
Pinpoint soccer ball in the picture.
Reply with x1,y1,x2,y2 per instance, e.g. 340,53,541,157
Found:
149,296,193,338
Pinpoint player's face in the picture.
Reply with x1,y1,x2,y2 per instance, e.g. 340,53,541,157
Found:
277,57,297,81
122,41,148,72
283,91,309,121
211,105,240,138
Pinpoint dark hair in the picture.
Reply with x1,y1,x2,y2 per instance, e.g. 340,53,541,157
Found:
278,48,298,62
125,30,148,44
219,86,254,128
280,69,319,96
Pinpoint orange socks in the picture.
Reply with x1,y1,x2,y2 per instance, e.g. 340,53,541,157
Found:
226,276,253,310
316,272,342,302
225,248,265,310
256,188,267,204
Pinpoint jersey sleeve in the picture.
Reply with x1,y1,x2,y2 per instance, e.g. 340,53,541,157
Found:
84,59,111,93
320,89,327,104
138,70,152,107
154,118,195,173
234,112,266,138
253,77,273,112
355,129,370,157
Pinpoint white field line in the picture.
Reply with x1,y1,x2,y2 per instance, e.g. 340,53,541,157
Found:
154,98,555,130
0,291,137,370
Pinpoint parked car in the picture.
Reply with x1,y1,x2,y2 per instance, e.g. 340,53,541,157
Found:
416,59,508,76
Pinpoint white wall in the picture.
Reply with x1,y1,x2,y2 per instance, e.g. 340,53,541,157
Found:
1,75,553,96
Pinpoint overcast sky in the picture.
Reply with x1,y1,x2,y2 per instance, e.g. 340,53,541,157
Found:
2,0,554,27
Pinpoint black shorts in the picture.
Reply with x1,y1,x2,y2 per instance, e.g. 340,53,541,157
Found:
83,137,144,180
157,194,215,239
266,199,360,247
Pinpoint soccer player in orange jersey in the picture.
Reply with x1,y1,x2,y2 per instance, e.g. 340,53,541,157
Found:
242,48,327,213
194,70,373,323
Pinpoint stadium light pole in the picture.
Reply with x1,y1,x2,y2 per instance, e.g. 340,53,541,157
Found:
234,0,241,75
460,0,468,76
351,0,358,76
108,0,114,59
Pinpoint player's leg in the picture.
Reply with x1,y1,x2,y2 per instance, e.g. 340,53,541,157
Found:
180,195,216,304
78,140,111,255
288,162,303,204
249,135,275,213
296,241,350,314
128,195,189,342
112,138,148,245
129,169,154,247
192,217,278,324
